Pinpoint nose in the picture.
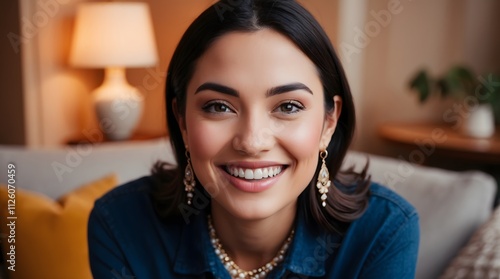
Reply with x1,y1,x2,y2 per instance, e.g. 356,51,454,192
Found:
232,112,276,156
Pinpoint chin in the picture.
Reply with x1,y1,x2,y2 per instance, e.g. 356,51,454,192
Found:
213,190,297,222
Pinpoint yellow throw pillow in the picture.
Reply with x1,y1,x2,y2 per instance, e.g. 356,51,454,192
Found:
0,174,117,279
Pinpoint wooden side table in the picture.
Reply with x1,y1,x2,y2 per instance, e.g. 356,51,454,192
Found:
378,123,500,164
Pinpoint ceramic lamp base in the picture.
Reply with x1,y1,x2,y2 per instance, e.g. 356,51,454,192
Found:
93,67,143,141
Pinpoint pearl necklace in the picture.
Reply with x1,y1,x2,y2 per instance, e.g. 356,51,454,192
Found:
207,215,294,279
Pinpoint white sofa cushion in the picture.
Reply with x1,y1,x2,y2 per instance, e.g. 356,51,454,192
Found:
0,138,175,199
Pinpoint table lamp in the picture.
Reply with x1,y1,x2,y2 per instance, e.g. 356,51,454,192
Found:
70,2,158,140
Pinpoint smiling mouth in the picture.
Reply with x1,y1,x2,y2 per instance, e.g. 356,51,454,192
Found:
223,165,287,180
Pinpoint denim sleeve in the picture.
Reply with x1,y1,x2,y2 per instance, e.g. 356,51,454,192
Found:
87,204,135,279
359,213,420,279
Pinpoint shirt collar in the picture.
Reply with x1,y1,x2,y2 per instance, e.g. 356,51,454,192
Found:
280,208,342,277
173,208,341,278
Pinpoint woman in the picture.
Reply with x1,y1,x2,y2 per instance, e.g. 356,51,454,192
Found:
88,0,420,278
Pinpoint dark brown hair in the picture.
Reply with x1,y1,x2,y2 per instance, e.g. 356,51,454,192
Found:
152,0,370,234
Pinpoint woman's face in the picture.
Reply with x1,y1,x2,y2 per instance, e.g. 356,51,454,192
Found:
178,29,341,221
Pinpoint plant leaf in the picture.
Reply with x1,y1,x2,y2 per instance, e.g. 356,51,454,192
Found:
409,70,431,103
444,66,476,97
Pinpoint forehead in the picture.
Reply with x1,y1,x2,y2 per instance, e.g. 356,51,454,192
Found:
188,28,321,92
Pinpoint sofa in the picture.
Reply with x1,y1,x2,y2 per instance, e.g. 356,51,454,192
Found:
0,137,497,279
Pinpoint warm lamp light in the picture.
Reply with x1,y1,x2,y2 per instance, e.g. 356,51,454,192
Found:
70,2,158,140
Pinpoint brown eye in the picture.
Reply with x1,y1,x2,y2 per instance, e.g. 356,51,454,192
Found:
274,101,305,114
202,101,234,113
213,103,230,112
281,103,296,113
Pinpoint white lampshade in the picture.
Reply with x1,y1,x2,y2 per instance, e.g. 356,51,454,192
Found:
70,2,158,141
70,2,158,68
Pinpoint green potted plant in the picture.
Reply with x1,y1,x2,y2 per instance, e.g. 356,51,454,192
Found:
409,65,500,138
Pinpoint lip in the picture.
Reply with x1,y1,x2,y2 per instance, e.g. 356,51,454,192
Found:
217,162,287,193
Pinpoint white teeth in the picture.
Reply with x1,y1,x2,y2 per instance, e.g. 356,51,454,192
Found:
244,169,254,179
275,167,281,176
254,169,263,179
227,166,284,180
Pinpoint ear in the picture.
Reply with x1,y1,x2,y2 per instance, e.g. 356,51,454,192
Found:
319,95,342,150
172,98,189,147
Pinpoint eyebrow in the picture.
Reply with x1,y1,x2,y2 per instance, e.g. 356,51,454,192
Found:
195,82,238,96
194,82,313,97
267,83,313,97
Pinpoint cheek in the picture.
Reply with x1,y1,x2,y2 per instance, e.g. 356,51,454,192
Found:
185,117,231,161
278,116,324,161
185,115,238,196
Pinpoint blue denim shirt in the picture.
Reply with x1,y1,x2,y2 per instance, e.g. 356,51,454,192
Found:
88,176,419,278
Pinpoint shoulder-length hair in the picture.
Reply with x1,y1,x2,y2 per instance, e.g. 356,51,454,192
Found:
152,0,370,234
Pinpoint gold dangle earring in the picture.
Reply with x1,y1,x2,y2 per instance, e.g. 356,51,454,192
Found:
316,150,331,207
184,150,196,205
